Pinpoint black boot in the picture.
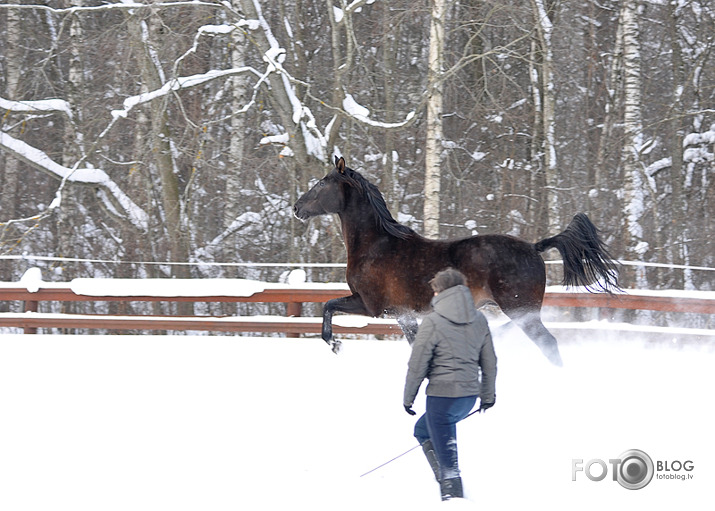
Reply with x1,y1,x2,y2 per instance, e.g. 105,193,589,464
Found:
420,440,441,482
440,477,463,500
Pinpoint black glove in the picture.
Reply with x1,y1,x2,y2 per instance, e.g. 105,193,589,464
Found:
478,400,495,413
404,405,416,416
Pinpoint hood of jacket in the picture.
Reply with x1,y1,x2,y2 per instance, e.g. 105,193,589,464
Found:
431,285,478,325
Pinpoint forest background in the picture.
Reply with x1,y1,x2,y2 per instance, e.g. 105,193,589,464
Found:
0,0,712,321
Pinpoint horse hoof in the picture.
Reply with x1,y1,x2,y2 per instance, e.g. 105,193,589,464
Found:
546,350,564,367
331,339,343,354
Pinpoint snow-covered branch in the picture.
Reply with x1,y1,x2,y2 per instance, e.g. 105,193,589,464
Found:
342,94,416,128
0,131,148,230
0,96,73,119
0,1,224,15
173,21,259,74
110,67,262,120
332,0,377,24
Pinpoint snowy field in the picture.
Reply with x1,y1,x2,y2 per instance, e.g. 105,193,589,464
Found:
1,326,713,511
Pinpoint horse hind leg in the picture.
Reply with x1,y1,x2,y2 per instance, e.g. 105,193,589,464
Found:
510,311,563,367
489,268,562,366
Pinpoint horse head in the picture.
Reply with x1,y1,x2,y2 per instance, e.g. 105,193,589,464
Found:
293,156,348,220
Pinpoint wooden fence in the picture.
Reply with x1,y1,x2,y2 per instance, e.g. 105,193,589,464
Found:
0,280,713,337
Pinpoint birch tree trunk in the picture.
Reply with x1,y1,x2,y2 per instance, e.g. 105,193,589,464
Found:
62,0,84,168
424,0,446,239
224,7,248,232
531,0,559,233
219,7,249,277
620,0,647,286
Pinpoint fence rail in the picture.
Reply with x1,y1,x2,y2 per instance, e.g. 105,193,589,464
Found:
0,280,712,336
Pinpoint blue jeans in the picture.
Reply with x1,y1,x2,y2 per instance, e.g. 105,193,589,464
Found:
414,395,478,480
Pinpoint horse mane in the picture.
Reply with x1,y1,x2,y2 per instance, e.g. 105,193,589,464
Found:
339,167,413,240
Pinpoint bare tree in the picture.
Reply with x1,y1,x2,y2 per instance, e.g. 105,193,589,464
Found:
0,7,21,234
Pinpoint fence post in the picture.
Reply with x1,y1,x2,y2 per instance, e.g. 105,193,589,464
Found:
286,301,303,338
23,300,38,334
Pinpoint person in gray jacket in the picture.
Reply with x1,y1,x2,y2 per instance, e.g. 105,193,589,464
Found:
403,268,497,501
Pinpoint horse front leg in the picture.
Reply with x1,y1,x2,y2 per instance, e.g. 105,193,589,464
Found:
322,294,370,353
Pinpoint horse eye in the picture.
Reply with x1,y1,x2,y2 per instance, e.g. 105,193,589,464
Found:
319,180,325,187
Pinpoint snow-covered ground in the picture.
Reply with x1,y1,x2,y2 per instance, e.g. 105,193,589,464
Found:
1,326,713,511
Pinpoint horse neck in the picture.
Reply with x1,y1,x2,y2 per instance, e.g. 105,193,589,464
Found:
337,198,386,255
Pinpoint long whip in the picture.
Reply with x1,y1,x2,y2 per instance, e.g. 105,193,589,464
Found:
359,408,482,478
359,444,420,478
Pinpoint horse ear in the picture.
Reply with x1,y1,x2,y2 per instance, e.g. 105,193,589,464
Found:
336,156,346,174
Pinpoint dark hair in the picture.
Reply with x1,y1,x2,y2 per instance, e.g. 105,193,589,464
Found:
429,268,466,294
336,164,413,240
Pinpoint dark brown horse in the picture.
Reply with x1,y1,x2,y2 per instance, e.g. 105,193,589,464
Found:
293,157,620,366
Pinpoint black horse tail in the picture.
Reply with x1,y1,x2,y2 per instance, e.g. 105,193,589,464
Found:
535,213,621,293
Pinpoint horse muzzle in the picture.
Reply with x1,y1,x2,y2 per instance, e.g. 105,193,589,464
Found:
293,202,309,221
